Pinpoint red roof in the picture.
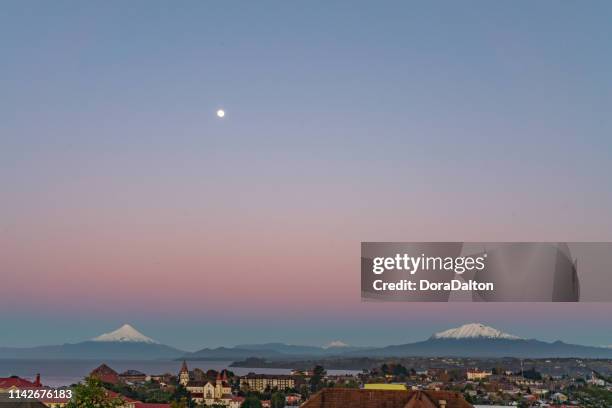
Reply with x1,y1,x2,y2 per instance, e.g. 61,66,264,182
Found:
0,376,43,389
105,389,139,403
102,390,170,408
91,364,120,384
302,389,473,408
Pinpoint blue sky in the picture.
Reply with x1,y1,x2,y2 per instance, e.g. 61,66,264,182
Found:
1,1,612,350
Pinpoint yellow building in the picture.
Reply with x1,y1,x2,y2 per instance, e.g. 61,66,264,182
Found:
466,369,491,381
364,384,408,391
239,374,296,392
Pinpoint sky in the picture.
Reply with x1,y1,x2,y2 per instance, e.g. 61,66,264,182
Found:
1,1,612,351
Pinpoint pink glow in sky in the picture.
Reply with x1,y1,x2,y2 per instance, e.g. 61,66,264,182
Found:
2,1,612,349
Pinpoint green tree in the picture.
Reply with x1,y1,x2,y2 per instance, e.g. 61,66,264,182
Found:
271,391,286,408
241,395,263,408
171,384,194,407
309,365,326,392
170,398,188,408
299,384,310,399
66,377,124,408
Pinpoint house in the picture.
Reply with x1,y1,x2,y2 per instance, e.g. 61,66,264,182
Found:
0,394,48,408
105,389,140,408
0,375,43,392
301,389,473,408
229,396,245,408
0,375,71,408
551,392,568,402
285,393,301,404
105,390,170,408
90,364,120,384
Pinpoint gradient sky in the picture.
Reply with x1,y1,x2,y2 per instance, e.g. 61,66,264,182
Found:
1,1,612,351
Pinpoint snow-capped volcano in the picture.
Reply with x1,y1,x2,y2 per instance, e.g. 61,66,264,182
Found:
92,324,158,343
431,323,522,340
325,340,350,349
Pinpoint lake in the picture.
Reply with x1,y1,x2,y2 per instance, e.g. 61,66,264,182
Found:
0,359,361,387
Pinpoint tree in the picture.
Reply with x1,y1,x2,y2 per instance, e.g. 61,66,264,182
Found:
392,364,408,377
241,396,262,408
170,399,188,408
66,377,124,408
299,384,310,399
309,365,326,392
271,391,286,408
171,385,194,408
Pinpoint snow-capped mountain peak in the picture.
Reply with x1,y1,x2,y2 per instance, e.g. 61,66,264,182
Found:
431,323,522,340
92,324,158,343
325,340,349,349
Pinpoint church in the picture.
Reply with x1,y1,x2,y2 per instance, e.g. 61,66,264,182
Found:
179,361,233,406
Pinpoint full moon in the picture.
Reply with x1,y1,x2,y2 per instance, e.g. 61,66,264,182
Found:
216,109,225,118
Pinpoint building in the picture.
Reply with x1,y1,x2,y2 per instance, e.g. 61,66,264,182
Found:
0,375,43,392
466,369,492,381
317,389,472,408
239,374,296,392
551,392,568,402
229,396,245,408
364,384,408,391
105,389,140,408
149,373,173,384
179,361,190,386
285,393,302,404
90,364,120,384
301,389,473,408
0,375,71,408
119,370,147,384
0,394,48,408
588,372,606,386
179,362,232,406
105,390,170,408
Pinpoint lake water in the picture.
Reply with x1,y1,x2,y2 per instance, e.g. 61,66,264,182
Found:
0,359,360,387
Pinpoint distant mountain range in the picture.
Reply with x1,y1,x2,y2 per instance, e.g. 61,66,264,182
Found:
1,323,611,360
341,323,612,359
184,342,367,360
0,324,184,360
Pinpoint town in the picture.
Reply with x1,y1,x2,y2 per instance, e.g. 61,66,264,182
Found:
1,357,610,408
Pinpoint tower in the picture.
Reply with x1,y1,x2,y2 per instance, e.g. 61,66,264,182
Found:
215,371,222,398
179,360,190,386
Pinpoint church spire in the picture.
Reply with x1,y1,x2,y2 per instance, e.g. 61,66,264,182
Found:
179,361,190,386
